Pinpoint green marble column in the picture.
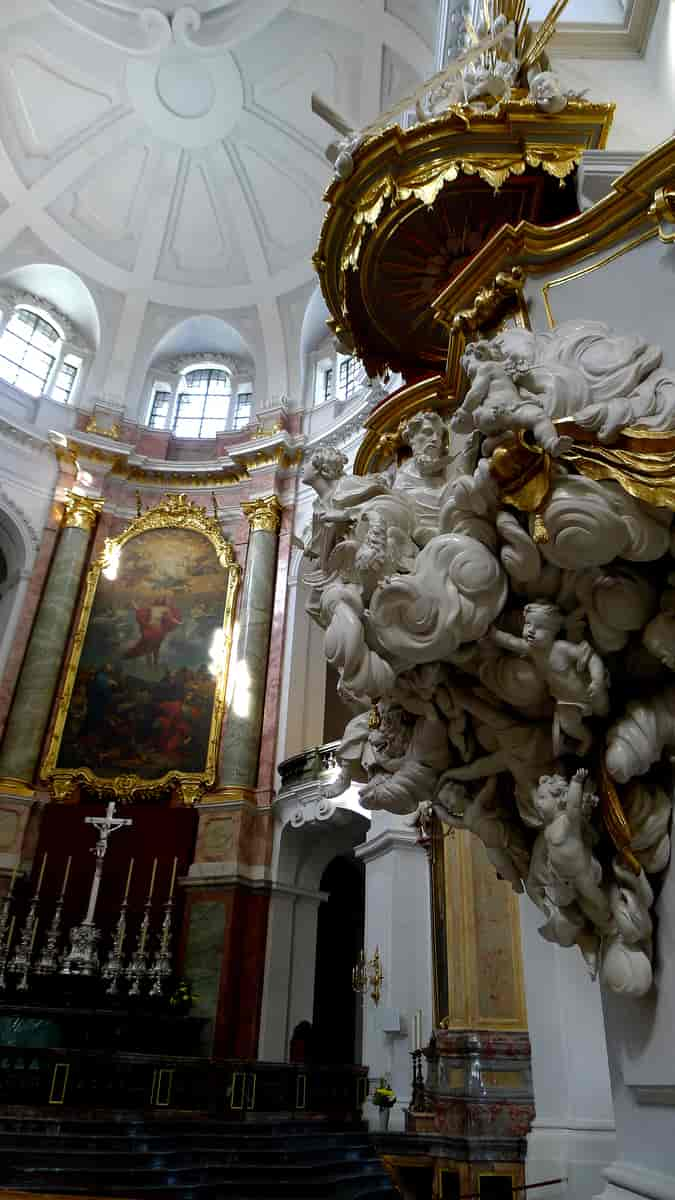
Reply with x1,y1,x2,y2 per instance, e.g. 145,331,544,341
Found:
217,495,282,796
0,492,103,790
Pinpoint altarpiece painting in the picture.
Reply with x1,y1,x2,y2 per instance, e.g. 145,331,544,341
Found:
42,495,239,804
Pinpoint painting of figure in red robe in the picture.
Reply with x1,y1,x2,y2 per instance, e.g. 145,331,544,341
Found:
57,527,227,779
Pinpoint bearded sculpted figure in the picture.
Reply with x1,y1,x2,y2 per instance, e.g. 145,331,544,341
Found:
303,319,675,998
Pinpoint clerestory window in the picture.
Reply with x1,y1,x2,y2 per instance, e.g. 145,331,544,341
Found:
0,307,61,397
173,367,232,438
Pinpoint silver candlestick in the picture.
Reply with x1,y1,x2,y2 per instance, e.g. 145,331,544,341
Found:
102,858,134,995
0,862,20,991
148,858,177,997
62,802,132,977
8,853,47,990
0,915,16,991
126,858,157,996
148,900,174,997
34,857,71,976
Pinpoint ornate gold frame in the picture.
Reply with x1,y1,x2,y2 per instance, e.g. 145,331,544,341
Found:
41,494,241,806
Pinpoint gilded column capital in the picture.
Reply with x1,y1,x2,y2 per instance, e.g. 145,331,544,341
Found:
242,495,282,535
62,490,104,531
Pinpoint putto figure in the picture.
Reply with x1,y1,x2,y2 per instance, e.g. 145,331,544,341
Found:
486,602,609,756
532,768,611,930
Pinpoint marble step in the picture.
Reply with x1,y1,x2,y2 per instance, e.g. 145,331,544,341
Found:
0,1133,373,1156
0,1146,375,1170
1,1164,393,1199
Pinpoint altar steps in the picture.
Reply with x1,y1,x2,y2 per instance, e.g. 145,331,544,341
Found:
0,1117,400,1200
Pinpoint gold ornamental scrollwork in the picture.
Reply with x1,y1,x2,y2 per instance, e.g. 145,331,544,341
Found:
450,266,527,338
41,492,241,806
649,185,675,243
242,495,283,535
62,491,104,532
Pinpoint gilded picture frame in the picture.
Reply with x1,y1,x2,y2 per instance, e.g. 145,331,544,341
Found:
41,494,240,805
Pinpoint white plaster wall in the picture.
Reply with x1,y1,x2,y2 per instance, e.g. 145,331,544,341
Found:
356,811,434,1132
520,897,616,1200
597,855,675,1196
554,0,675,152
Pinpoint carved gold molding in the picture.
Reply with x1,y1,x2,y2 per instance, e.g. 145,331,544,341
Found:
62,491,104,532
41,493,241,805
432,135,675,326
450,266,527,338
84,416,121,440
242,495,283,535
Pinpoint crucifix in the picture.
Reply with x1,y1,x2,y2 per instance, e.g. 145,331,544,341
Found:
61,801,132,977
83,802,133,925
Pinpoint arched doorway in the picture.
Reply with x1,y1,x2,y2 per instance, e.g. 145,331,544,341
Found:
313,855,364,1065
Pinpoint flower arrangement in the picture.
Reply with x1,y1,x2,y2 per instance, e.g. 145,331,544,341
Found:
372,1078,396,1109
169,978,199,1012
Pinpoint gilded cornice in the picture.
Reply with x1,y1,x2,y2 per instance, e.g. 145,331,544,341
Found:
62,490,104,531
432,134,675,329
242,495,283,535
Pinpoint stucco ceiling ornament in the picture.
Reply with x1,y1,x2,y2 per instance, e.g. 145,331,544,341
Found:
47,1,287,55
303,319,675,999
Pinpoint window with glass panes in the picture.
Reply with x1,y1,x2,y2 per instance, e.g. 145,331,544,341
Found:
338,356,358,402
0,308,60,397
52,354,82,404
232,388,253,430
173,368,231,438
148,386,172,429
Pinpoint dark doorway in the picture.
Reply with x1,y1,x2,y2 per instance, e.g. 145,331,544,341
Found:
313,856,364,1065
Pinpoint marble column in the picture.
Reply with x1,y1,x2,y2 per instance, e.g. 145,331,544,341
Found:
0,491,103,792
217,495,282,797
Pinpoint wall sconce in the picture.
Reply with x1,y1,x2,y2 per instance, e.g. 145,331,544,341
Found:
352,946,383,1006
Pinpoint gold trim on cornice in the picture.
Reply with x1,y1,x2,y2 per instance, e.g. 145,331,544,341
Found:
242,495,283,535
0,777,35,799
62,491,104,532
200,786,257,807
432,134,675,327
541,227,658,327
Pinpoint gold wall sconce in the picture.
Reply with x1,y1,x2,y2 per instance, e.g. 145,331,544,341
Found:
352,946,384,1006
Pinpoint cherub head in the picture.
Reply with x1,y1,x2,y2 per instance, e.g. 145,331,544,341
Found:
302,446,348,489
533,773,568,822
461,339,501,381
522,602,564,651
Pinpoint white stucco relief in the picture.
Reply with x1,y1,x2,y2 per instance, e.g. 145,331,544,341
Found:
303,318,675,1000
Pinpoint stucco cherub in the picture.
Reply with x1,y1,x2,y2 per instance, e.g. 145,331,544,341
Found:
485,601,609,756
454,340,572,457
531,768,611,931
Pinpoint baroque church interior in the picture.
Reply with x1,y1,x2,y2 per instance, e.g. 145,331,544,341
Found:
0,1,673,1198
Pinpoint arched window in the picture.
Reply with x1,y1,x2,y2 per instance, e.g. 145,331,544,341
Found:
0,304,83,402
0,306,61,397
144,358,255,436
173,366,232,438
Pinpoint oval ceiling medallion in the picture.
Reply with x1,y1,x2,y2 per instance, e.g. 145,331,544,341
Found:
126,49,243,148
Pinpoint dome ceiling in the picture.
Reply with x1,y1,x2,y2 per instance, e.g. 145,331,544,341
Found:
0,0,435,412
